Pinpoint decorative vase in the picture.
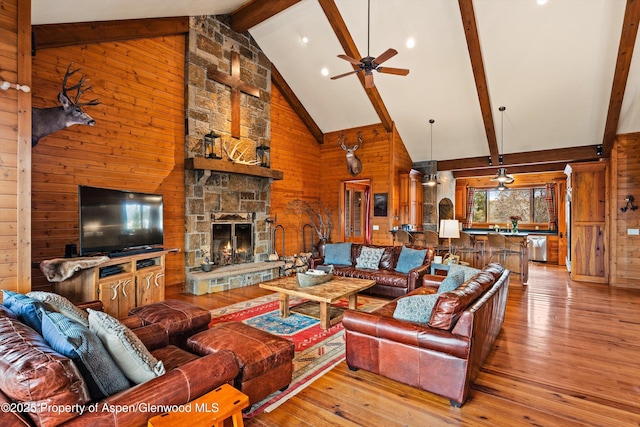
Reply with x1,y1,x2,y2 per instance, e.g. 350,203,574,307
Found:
511,220,518,234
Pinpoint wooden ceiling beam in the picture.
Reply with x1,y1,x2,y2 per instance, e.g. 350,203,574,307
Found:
438,144,601,174
230,0,301,33
271,64,324,144
458,0,499,166
454,162,572,178
601,0,640,157
32,17,189,51
318,0,394,133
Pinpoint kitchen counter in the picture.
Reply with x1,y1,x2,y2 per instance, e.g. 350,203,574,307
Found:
464,229,557,237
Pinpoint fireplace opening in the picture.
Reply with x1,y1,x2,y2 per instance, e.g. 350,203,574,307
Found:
211,213,255,266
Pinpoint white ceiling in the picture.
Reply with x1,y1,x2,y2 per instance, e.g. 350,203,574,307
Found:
32,0,639,163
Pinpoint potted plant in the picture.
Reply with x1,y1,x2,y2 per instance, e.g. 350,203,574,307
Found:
509,215,522,234
287,199,333,256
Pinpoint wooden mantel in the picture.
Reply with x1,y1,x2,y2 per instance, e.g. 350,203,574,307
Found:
185,157,284,180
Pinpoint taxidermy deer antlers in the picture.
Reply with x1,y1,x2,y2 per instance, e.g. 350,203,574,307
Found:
31,64,100,147
222,139,260,165
338,132,363,176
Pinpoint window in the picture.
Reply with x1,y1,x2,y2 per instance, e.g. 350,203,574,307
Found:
472,187,549,225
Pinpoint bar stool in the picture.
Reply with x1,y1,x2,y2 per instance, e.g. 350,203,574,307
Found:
395,229,412,245
487,233,525,282
451,231,482,268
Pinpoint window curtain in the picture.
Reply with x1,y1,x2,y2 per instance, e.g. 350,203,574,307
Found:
545,182,557,230
464,187,475,228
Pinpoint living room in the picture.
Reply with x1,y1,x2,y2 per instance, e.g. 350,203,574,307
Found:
2,1,640,426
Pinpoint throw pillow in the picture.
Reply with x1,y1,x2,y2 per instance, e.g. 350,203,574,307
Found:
2,290,46,334
324,242,352,266
393,294,439,324
448,263,481,282
87,308,165,384
40,309,130,400
395,247,427,274
437,270,465,294
355,246,385,270
28,291,89,327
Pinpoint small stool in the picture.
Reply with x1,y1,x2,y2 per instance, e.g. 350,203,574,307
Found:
148,383,248,427
187,321,294,405
129,300,211,347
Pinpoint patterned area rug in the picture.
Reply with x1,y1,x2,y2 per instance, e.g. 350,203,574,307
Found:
209,293,387,417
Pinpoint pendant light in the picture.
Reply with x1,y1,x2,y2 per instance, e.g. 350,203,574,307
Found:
491,106,514,185
423,118,439,187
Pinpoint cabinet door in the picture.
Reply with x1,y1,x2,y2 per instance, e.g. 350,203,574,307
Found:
137,267,164,306
98,277,135,318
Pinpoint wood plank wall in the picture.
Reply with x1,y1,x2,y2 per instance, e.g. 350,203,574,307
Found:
0,0,31,293
30,35,186,292
610,134,640,288
270,84,322,256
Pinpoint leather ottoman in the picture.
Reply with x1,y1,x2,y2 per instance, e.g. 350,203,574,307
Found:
129,299,211,347
187,321,294,405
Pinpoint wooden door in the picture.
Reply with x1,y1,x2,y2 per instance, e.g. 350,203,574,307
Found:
343,182,368,244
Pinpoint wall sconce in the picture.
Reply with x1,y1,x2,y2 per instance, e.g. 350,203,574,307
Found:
256,143,270,168
203,131,222,159
620,195,638,213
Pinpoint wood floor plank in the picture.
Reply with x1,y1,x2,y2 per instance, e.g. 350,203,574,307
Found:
168,263,640,426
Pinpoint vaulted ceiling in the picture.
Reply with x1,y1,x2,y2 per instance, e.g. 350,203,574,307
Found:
32,0,640,177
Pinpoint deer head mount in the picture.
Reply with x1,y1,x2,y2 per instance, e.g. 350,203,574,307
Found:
31,64,100,147
338,132,363,176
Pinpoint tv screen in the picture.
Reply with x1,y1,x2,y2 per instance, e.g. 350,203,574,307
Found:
79,185,164,256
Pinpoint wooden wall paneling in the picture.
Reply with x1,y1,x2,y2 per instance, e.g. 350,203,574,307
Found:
270,84,322,256
610,134,640,288
0,0,28,293
30,35,186,292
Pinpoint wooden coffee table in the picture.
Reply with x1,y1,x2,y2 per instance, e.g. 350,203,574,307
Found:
259,275,376,329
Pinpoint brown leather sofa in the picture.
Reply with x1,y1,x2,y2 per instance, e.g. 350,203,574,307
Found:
342,263,510,406
0,300,239,427
309,244,431,298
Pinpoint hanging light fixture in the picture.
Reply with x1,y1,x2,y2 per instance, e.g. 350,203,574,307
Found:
423,119,439,187
491,106,514,186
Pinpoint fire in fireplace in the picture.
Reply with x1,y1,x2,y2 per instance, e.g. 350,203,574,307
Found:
211,213,255,266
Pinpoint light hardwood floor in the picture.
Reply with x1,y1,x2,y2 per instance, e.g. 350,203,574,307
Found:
168,264,640,426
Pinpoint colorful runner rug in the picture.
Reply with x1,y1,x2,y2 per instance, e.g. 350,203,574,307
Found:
209,293,387,417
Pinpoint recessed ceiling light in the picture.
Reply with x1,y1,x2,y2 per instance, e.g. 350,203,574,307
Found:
406,38,416,49
321,68,329,76
301,36,309,44
536,0,548,5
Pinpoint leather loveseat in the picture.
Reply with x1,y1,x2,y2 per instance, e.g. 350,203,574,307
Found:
342,263,510,406
0,298,239,427
309,243,431,298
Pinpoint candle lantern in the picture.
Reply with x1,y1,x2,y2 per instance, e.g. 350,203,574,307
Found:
203,131,222,159
256,143,270,168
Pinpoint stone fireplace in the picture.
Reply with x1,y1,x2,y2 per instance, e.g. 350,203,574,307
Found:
183,16,283,295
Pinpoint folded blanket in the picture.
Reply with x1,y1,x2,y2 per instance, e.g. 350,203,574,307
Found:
40,256,110,282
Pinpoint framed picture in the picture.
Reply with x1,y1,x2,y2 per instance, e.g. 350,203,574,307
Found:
444,254,460,265
373,193,388,217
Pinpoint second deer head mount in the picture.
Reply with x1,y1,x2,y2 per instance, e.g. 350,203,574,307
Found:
338,131,363,176
31,63,100,147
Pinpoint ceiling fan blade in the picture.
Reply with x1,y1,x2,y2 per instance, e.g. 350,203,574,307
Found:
330,70,359,80
364,73,375,88
377,67,410,76
372,48,398,66
337,54,362,65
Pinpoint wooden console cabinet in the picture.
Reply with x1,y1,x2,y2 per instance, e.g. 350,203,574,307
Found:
52,251,170,318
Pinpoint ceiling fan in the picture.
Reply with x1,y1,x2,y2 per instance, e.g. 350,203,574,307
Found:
330,0,409,89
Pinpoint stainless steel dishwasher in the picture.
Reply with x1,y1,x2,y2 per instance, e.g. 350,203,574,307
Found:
527,235,548,262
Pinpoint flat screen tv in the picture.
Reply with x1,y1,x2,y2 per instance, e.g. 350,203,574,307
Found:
79,185,164,256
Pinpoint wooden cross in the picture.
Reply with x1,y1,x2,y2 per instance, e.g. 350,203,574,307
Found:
207,51,261,139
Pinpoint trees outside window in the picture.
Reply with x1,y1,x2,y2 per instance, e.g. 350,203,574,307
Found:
472,188,549,225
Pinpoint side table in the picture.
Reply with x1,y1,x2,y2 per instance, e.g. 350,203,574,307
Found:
148,383,249,427
430,262,450,275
